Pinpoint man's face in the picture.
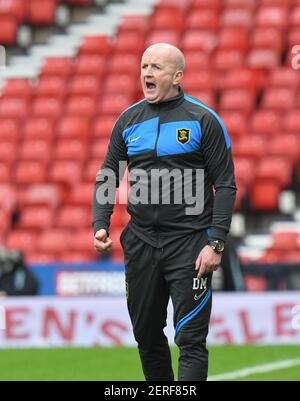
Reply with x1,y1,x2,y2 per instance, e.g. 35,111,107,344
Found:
140,49,180,103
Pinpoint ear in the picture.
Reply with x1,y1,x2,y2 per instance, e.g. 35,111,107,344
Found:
173,70,183,85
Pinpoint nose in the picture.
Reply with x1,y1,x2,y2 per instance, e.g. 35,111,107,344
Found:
143,66,153,76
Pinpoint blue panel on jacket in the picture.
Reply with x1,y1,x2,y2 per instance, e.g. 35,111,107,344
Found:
157,120,201,156
122,117,159,156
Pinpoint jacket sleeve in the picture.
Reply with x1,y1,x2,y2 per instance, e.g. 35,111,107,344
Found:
92,117,128,234
200,112,237,242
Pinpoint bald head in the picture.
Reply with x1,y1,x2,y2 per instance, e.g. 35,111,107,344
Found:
142,43,185,72
140,43,185,103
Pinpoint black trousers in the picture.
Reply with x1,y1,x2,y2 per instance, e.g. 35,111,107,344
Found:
120,226,212,381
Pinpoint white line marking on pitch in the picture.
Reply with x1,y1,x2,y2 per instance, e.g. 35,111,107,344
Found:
209,358,300,381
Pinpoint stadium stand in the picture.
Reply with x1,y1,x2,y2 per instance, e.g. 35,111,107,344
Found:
0,0,300,289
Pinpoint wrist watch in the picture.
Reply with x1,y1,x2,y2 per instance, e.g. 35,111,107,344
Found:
207,240,225,254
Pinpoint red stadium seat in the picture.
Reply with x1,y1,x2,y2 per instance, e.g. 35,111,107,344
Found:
234,136,266,159
67,182,94,206
225,0,256,10
0,97,29,118
181,71,214,91
250,180,280,210
6,230,38,253
146,30,180,48
268,134,299,160
284,110,300,132
118,15,150,35
0,16,18,45
23,117,54,140
32,96,63,118
40,57,74,77
268,67,300,87
156,0,191,12
57,116,90,139
27,0,56,25
66,95,97,117
191,0,221,10
217,68,264,90
19,206,54,229
0,119,19,141
114,33,145,54
0,141,17,163
218,111,247,137
0,163,11,182
187,9,219,30
287,27,300,48
184,51,210,70
186,91,215,109
79,35,112,55
38,229,71,253
214,49,245,70
54,139,87,161
250,110,282,135
73,54,106,75
68,75,101,96
49,160,82,187
56,206,91,229
0,184,16,212
256,157,292,187
234,157,256,186
247,49,280,69
35,76,66,97
221,8,253,28
14,161,47,184
84,160,102,182
290,6,300,26
218,28,248,50
93,115,115,139
109,53,140,75
251,28,283,52
99,94,133,116
255,6,289,29
219,89,256,113
262,88,295,109
20,184,61,208
90,139,109,160
0,0,27,21
152,9,185,32
181,30,216,53
271,231,299,251
2,79,32,97
69,229,95,252
104,73,136,94
19,139,53,161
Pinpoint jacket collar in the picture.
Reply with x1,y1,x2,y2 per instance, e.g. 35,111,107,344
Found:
147,87,185,111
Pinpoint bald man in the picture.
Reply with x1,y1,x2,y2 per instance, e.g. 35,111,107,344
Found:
93,43,236,381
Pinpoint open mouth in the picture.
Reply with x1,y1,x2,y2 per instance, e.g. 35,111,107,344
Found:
146,82,156,90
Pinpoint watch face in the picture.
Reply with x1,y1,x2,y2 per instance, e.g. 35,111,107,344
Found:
216,242,225,253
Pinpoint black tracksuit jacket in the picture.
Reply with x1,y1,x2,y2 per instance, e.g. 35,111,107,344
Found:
92,88,237,248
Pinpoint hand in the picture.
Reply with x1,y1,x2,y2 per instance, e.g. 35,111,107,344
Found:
94,229,113,254
195,245,222,279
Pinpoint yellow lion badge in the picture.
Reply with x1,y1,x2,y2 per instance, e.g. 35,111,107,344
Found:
176,128,190,144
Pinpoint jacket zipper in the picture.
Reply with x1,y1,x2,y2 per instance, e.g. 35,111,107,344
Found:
153,116,161,229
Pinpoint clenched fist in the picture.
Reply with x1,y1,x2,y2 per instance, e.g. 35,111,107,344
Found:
94,229,113,254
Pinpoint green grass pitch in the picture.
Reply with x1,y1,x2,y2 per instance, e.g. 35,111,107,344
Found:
0,345,299,381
